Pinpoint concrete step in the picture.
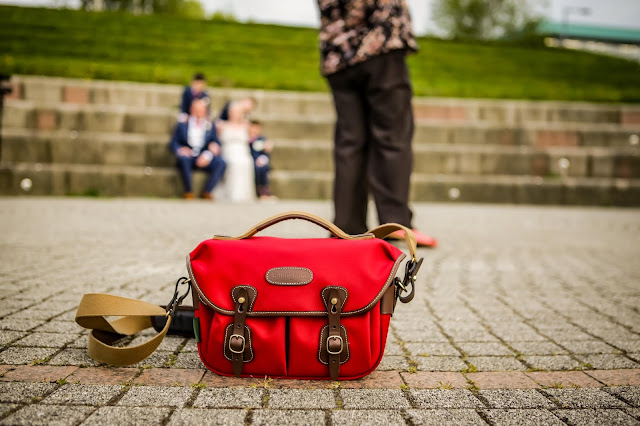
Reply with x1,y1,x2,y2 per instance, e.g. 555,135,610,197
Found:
2,162,638,206
270,170,640,206
9,75,640,126
4,129,639,178
6,101,640,148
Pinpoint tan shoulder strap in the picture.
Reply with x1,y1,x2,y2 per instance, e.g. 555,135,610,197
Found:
367,223,418,261
75,294,170,366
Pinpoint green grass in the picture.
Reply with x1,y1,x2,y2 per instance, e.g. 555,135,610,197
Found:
1,5,639,102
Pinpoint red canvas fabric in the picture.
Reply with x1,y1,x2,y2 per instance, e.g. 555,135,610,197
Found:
189,236,405,380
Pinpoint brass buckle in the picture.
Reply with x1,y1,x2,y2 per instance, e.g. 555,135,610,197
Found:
326,335,343,355
229,334,245,354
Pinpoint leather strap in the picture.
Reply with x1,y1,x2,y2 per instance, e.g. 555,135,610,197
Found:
229,287,249,377
75,294,169,366
326,288,343,380
367,223,418,261
214,211,374,241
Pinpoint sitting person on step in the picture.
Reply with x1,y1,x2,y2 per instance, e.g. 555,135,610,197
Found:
169,99,226,200
179,72,210,122
248,120,275,199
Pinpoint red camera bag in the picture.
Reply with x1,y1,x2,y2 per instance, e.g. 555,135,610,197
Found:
76,211,422,381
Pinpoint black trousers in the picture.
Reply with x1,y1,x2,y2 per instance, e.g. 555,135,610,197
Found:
327,50,414,234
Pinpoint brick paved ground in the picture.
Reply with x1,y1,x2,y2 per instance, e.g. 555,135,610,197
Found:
0,197,639,425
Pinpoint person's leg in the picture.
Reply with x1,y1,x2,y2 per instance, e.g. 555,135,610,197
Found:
202,156,227,194
363,51,414,227
176,155,195,194
327,69,370,234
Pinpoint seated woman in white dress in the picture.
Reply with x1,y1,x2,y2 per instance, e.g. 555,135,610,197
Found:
216,104,255,202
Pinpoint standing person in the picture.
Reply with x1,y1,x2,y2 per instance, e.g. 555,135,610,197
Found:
169,99,226,200
316,0,437,247
218,97,257,122
248,120,275,199
180,73,210,121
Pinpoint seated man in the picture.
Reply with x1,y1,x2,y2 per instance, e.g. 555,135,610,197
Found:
180,72,210,122
169,99,226,199
248,120,275,199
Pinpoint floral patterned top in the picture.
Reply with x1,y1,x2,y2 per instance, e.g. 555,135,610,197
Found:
317,0,419,76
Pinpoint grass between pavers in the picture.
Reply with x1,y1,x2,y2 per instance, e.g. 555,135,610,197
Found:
1,5,640,102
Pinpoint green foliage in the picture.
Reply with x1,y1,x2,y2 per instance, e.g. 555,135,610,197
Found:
432,0,544,41
0,5,639,102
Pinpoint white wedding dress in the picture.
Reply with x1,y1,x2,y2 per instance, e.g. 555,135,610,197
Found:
218,124,255,202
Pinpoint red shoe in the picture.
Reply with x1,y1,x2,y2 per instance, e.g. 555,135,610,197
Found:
388,229,438,248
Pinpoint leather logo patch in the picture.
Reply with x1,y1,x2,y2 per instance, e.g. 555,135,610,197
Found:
266,267,313,286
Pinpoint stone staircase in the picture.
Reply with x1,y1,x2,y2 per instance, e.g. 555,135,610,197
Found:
2,75,640,204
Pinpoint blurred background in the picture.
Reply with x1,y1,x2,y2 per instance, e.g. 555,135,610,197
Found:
0,0,639,204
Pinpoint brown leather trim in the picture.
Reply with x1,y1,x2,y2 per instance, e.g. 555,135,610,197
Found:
318,324,349,364
266,267,313,286
223,324,254,362
188,253,406,317
380,285,396,315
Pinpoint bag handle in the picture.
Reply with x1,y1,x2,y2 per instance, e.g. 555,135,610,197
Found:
213,210,418,260
214,211,373,241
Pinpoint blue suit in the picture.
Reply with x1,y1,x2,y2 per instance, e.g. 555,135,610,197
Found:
181,87,210,115
250,135,271,195
169,120,226,194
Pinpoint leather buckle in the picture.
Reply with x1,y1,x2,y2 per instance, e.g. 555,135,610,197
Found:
229,334,246,354
326,335,343,355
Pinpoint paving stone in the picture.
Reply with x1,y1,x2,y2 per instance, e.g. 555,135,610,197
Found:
553,409,639,425
134,368,204,386
13,332,82,348
167,408,246,426
384,341,405,356
542,388,628,408
33,321,84,334
410,389,484,408
0,365,13,376
199,371,256,388
508,341,568,355
626,407,640,420
521,355,581,370
405,342,461,356
0,331,26,346
478,389,555,408
0,403,19,417
457,342,515,356
608,340,640,353
0,318,46,332
47,349,99,367
331,409,406,425
340,389,410,409
405,409,486,425
586,369,640,386
0,382,57,403
117,385,193,407
134,351,173,368
525,371,602,388
43,384,122,406
0,404,94,426
66,367,138,385
172,352,204,369
416,356,467,372
560,340,620,354
0,365,77,382
180,339,198,353
337,370,405,389
268,389,335,409
467,372,541,389
579,354,640,369
0,347,57,365
467,356,527,371
400,371,469,389
606,387,640,407
193,387,263,408
251,409,325,426
82,406,171,426
480,409,565,425
377,355,409,371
